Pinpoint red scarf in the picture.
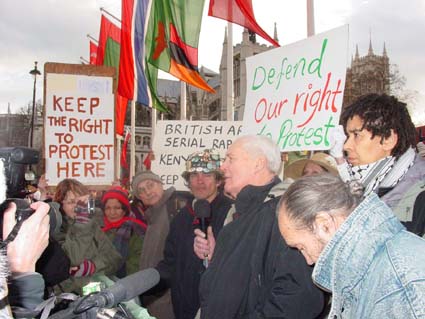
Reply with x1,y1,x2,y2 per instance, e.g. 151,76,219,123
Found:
102,216,147,232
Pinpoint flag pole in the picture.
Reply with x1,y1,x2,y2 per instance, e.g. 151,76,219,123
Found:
307,0,315,161
180,82,187,120
226,22,233,121
86,34,99,44
116,133,123,180
151,107,157,153
100,7,122,24
130,100,136,177
307,0,315,37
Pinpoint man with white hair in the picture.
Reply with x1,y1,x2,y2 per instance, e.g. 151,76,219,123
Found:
194,135,325,318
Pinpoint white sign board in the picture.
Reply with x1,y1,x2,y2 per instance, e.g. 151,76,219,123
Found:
44,73,115,185
242,25,349,151
151,120,243,190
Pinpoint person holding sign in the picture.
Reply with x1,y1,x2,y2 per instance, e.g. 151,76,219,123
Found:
156,149,232,319
331,93,425,237
195,135,325,319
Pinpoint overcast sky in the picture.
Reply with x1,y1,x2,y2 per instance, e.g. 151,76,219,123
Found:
1,0,424,125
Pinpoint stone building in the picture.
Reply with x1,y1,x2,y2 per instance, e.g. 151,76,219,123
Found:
343,40,390,108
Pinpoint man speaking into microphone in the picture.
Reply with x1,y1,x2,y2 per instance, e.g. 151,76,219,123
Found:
156,149,232,319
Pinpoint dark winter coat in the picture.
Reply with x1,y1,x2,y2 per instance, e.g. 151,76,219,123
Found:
199,177,325,319
157,192,233,319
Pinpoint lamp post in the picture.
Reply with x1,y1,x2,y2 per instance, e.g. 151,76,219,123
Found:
29,61,41,148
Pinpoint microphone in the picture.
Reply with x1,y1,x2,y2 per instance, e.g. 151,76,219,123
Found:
194,199,211,268
48,269,161,318
81,268,160,309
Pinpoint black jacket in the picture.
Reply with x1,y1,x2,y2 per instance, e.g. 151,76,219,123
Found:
199,178,325,319
157,192,233,319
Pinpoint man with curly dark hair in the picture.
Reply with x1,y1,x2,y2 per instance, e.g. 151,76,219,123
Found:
331,93,425,236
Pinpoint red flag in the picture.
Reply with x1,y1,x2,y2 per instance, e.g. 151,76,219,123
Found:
143,151,152,170
116,95,128,136
208,0,279,47
121,131,131,169
96,15,121,65
118,0,135,100
89,41,98,64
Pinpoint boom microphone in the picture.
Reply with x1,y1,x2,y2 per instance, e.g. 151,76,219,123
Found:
194,199,211,268
82,268,160,309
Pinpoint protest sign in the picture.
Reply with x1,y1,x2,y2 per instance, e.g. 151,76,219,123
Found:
44,64,115,186
242,25,349,151
151,120,242,190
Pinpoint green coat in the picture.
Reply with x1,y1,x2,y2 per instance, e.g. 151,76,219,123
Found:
102,222,144,277
53,209,122,294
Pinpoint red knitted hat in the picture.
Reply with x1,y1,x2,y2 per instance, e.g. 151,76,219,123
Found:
102,186,131,213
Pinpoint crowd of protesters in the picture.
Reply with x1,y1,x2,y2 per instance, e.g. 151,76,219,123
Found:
1,93,424,319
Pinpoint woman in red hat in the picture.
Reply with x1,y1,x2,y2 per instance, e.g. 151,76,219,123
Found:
101,186,147,278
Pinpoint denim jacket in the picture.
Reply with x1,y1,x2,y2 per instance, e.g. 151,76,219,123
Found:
313,194,425,318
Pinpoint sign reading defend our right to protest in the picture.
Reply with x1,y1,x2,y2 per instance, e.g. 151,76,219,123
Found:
151,120,242,191
242,25,349,151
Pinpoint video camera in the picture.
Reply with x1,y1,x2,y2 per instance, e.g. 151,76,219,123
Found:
0,146,39,198
0,147,62,240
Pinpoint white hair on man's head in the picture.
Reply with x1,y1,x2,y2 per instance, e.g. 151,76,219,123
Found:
237,135,282,174
0,160,6,204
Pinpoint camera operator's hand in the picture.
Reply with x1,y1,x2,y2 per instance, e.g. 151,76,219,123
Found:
3,201,50,273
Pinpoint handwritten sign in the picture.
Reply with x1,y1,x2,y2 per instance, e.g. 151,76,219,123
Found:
242,25,349,151
44,73,115,185
151,120,242,190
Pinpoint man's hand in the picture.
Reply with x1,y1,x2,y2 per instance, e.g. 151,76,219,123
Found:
3,201,50,273
329,125,347,159
194,226,215,261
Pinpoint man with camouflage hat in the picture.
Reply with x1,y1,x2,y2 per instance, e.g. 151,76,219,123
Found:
156,149,233,319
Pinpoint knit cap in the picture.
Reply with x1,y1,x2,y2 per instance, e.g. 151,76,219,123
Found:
131,171,162,198
102,186,130,212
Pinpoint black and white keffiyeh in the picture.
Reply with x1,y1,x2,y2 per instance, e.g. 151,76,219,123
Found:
345,148,416,197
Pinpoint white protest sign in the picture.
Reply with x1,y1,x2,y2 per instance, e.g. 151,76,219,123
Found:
44,73,115,185
242,25,349,151
151,120,243,190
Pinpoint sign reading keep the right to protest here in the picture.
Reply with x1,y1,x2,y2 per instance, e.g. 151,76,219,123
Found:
151,120,242,190
44,70,115,186
242,25,349,151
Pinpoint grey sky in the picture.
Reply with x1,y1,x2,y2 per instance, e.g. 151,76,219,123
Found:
0,0,424,125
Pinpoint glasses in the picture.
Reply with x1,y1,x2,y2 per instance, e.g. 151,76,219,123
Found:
63,199,77,206
137,181,157,195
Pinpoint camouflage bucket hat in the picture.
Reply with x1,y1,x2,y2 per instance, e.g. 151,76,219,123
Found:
182,149,222,180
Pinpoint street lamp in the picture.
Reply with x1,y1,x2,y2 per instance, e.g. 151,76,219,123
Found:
29,61,41,148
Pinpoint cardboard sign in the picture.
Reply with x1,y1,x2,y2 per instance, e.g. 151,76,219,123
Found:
44,73,115,185
151,120,242,190
242,25,349,151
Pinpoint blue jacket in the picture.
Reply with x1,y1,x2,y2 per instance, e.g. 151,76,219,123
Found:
313,194,425,318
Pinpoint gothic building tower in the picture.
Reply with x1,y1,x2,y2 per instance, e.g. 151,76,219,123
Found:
343,39,390,107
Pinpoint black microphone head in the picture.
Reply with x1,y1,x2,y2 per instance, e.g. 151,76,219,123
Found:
105,268,160,307
194,199,211,219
